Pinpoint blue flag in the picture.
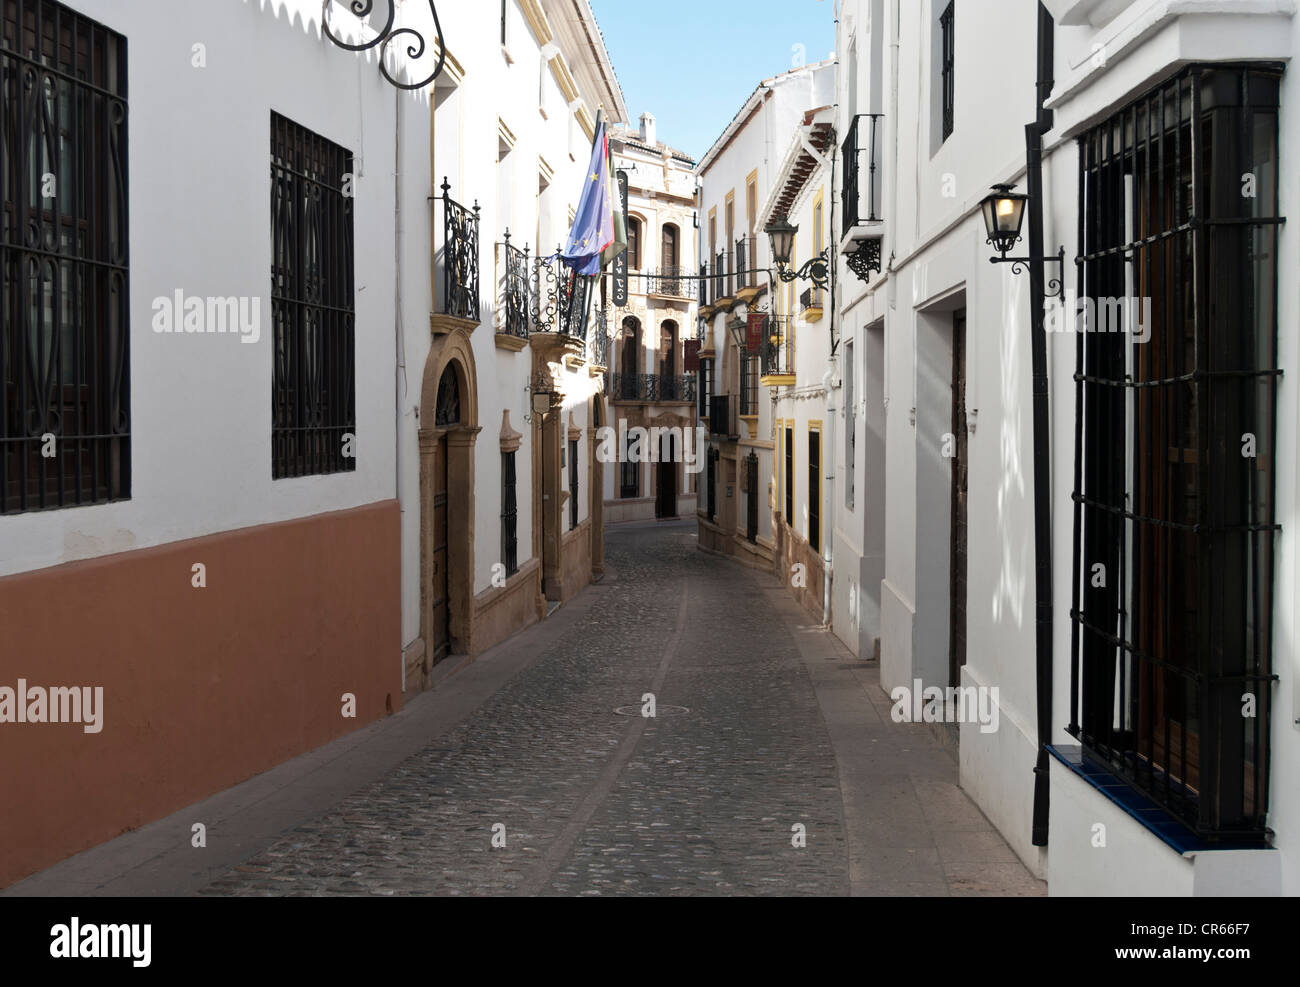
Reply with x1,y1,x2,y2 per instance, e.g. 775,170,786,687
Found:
560,123,615,277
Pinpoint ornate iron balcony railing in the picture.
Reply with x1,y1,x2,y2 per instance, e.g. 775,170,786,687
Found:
646,267,697,299
761,315,794,378
610,373,697,403
533,249,592,342
499,231,531,337
441,177,480,322
588,307,610,368
842,113,884,229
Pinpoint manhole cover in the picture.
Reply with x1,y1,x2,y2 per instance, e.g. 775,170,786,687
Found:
614,704,690,717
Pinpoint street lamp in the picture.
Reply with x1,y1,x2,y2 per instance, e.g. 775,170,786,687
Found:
764,215,828,291
979,183,1065,301
980,184,1028,257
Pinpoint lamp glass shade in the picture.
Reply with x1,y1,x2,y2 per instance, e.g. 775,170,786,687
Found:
764,217,798,267
980,186,1027,253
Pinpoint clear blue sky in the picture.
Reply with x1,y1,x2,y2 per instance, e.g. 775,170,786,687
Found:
589,0,837,161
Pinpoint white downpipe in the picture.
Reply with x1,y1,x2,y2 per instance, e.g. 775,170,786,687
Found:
823,365,837,629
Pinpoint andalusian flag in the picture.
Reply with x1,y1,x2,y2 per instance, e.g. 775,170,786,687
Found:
560,119,626,276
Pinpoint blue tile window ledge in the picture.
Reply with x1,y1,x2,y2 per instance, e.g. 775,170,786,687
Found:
1046,744,1275,856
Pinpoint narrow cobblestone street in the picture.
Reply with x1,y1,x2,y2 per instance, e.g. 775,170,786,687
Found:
8,522,1043,897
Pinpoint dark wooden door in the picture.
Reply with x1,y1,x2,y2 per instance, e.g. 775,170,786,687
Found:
656,434,676,518
431,433,450,663
949,308,968,687
745,451,758,542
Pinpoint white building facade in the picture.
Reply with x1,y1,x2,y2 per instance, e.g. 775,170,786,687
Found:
834,0,1299,895
0,0,623,888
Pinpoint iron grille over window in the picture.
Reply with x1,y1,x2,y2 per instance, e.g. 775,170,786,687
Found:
501,451,517,577
705,447,716,521
745,450,758,543
739,351,758,416
1069,64,1283,842
939,2,954,142
2,0,129,514
568,437,578,530
842,113,883,228
441,176,479,322
808,428,820,552
783,425,793,523
271,113,356,479
620,435,637,498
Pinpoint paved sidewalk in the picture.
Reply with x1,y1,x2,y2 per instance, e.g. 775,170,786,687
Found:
6,520,1043,897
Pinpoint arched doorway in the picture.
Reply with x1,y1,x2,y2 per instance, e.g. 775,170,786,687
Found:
417,330,479,686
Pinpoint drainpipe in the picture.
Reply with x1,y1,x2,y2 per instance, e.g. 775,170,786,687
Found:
1028,1,1055,848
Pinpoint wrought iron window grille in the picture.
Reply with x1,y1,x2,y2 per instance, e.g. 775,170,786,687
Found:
271,112,356,479
2,0,130,514
1069,63,1284,842
499,229,530,337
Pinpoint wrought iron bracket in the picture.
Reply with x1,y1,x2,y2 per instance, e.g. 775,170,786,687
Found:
844,238,882,284
775,248,830,292
322,1,446,90
989,245,1066,302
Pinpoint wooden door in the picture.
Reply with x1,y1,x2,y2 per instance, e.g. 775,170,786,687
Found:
431,433,450,663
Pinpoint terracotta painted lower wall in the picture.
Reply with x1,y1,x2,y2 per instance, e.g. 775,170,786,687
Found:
0,501,400,888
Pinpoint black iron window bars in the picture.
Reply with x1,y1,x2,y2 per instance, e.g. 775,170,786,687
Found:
1069,64,1283,842
440,176,479,322
271,113,356,479
500,450,517,577
939,2,955,142
2,0,129,514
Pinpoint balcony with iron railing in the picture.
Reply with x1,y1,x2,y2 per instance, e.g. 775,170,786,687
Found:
735,235,762,294
646,267,698,300
587,307,609,369
497,230,531,340
532,248,593,343
714,249,731,302
437,176,480,327
610,372,698,403
760,315,795,384
841,113,885,283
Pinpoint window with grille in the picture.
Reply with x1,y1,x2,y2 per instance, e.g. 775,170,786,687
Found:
568,437,578,529
845,340,855,509
2,0,129,514
699,357,713,419
939,2,954,142
501,451,517,578
784,425,793,524
620,431,637,498
271,112,355,479
808,426,820,552
739,351,758,416
1070,64,1282,842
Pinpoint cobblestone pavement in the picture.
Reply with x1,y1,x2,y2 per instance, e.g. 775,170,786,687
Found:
193,522,1040,897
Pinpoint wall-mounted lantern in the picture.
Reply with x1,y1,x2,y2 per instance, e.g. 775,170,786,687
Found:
764,215,828,291
979,183,1065,301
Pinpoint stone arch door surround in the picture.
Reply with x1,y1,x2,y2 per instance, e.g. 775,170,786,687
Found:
416,328,480,687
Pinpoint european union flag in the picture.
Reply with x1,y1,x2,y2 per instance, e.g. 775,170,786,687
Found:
560,121,622,277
